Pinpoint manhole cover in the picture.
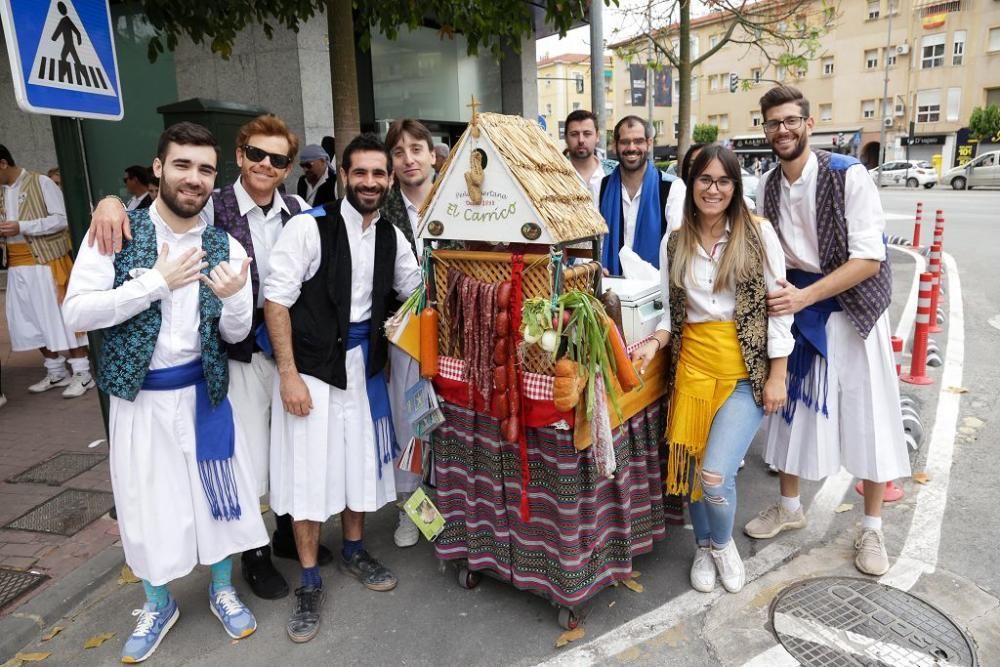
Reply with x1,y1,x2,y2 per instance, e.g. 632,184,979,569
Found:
0,567,48,610
8,451,107,486
4,489,115,536
770,577,977,667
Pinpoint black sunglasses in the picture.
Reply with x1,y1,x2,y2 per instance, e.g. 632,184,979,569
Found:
242,144,292,169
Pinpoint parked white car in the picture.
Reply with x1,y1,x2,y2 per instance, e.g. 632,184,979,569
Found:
870,160,938,188
941,151,1000,190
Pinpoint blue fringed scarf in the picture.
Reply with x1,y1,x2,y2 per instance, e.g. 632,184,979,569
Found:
346,320,398,478
142,359,241,521
781,269,843,424
599,162,663,275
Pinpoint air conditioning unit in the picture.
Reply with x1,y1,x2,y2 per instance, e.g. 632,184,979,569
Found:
895,103,905,117
883,117,894,128
896,44,910,55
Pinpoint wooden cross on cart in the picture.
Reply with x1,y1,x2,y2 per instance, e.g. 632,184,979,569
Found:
467,95,481,137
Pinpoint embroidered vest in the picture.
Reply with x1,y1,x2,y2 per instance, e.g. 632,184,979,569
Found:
211,183,302,362
381,187,417,257
288,201,398,389
96,209,230,405
665,229,770,406
761,149,892,338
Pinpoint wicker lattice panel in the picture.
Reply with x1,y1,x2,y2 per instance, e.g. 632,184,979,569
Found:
431,250,601,375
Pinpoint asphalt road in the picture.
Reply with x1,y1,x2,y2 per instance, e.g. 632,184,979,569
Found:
8,185,998,666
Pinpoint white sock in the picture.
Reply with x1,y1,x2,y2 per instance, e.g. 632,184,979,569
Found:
67,357,91,376
43,356,68,377
780,495,801,513
862,515,882,531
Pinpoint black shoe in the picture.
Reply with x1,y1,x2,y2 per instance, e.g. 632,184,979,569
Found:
340,550,398,592
286,586,325,643
241,546,289,599
272,518,333,566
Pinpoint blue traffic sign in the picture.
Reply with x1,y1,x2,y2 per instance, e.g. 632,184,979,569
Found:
1,0,123,120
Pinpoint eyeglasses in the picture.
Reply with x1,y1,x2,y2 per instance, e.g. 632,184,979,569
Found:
763,116,806,134
299,161,313,169
695,175,735,192
242,144,292,169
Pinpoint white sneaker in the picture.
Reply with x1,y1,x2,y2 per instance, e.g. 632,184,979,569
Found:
711,541,746,593
689,546,716,593
61,372,95,398
28,373,70,393
854,528,890,576
393,509,420,548
744,503,807,539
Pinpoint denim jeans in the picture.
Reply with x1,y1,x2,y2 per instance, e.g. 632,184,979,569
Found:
688,380,764,548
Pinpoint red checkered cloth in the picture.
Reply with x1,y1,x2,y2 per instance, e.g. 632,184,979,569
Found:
437,356,554,400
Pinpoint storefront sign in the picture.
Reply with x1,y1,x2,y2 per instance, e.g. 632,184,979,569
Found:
954,127,976,167
732,136,768,150
901,134,947,146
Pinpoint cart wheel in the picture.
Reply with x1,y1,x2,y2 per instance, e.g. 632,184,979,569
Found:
457,566,481,590
557,607,580,630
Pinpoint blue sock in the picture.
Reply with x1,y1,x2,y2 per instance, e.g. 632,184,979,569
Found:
209,558,232,591
342,539,363,562
301,566,322,589
142,580,170,609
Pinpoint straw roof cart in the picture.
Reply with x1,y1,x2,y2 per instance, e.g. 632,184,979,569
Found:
406,108,671,629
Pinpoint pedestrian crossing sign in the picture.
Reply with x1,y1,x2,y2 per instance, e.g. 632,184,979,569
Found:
1,0,123,120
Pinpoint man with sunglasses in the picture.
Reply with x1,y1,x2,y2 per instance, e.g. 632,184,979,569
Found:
745,85,909,578
296,144,337,207
87,114,321,602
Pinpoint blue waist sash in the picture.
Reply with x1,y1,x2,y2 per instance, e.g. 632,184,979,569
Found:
781,270,843,424
347,320,398,478
142,359,241,521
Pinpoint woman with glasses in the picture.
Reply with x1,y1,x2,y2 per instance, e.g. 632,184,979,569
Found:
631,144,792,594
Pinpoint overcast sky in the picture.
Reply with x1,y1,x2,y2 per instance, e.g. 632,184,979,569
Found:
537,0,712,59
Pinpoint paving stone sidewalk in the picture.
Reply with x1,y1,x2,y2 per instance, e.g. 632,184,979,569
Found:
0,287,119,616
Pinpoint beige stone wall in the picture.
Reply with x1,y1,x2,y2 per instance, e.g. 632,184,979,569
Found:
537,56,616,146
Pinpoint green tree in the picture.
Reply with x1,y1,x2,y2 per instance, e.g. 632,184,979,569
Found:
968,105,1000,144
134,0,609,163
613,0,834,160
692,123,718,144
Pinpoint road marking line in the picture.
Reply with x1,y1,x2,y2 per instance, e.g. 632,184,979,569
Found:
536,544,797,666
890,245,926,346
741,251,965,665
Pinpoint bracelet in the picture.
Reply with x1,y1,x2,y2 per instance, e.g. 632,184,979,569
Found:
100,194,127,209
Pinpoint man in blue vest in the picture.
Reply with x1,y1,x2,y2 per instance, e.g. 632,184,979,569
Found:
87,115,319,601
745,85,909,577
598,115,685,276
263,134,421,643
63,122,266,663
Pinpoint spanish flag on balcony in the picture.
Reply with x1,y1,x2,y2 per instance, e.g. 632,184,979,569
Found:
922,13,946,29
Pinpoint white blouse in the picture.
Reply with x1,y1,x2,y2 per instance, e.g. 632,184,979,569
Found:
654,218,794,359
264,198,422,321
62,201,253,370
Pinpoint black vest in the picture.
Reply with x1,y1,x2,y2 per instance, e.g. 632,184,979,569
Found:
289,200,398,390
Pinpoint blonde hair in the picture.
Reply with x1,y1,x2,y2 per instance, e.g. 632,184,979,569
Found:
670,145,768,293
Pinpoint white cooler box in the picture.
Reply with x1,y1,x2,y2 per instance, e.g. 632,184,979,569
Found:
601,277,665,346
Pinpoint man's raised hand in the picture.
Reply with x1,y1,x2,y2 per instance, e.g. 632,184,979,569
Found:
152,243,207,291
200,257,252,300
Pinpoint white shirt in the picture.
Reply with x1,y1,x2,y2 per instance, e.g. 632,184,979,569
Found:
755,153,886,273
264,198,422,322
654,219,794,359
303,169,329,206
62,200,253,369
400,190,423,260
575,158,606,205
126,194,147,211
203,179,308,307
621,177,687,247
2,170,67,242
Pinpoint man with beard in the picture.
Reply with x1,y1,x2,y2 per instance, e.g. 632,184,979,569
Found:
564,109,616,204
63,123,266,663
296,144,337,206
380,118,436,547
264,134,421,643
745,86,909,577
598,115,685,275
86,115,315,602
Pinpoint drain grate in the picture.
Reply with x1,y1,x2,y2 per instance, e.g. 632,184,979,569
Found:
0,567,48,610
8,451,107,486
770,577,977,667
4,489,115,536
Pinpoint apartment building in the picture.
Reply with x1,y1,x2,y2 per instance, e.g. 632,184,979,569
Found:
610,0,1000,169
536,53,616,145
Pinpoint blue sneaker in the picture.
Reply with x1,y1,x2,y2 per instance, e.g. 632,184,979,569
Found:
121,598,179,663
209,584,257,639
